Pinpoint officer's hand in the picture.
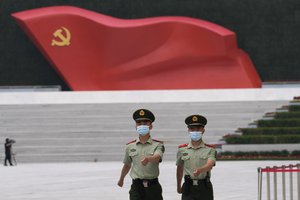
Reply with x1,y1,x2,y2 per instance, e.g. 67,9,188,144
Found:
117,179,124,187
141,157,149,166
193,168,202,177
177,185,182,194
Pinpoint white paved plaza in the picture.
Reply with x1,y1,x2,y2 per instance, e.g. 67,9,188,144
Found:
0,160,299,200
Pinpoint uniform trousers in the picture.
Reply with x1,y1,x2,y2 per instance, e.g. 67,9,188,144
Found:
181,181,213,200
129,179,163,200
4,153,13,166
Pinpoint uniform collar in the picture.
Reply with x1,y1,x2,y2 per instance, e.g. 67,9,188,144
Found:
187,141,205,149
136,136,153,144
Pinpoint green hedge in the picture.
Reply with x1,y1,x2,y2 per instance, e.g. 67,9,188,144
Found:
217,150,300,160
275,112,300,119
240,127,300,135
289,105,300,112
291,150,300,156
257,119,300,127
225,103,300,146
219,150,291,156
224,135,300,144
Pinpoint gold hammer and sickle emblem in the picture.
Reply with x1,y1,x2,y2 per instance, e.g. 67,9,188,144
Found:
51,27,71,46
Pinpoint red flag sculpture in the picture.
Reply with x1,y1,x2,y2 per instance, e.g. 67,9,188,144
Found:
12,6,261,90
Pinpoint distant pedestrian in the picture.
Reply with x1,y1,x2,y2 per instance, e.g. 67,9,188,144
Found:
176,115,216,200
4,138,16,166
117,109,165,200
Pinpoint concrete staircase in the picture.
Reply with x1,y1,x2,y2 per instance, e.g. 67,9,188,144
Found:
0,101,288,163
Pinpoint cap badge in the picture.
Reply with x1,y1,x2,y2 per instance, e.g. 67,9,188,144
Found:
192,116,198,122
139,110,145,116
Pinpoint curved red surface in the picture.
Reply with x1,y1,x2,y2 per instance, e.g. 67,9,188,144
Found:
12,6,261,90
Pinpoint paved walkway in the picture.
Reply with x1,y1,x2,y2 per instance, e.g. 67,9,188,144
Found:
0,160,299,200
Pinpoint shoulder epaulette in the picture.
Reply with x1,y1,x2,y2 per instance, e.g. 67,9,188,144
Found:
205,143,216,148
178,143,188,148
153,139,164,143
126,140,136,145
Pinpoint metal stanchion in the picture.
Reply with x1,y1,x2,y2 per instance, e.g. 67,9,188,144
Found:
283,165,286,200
274,167,278,200
258,167,263,200
290,165,294,200
267,166,271,200
297,164,300,200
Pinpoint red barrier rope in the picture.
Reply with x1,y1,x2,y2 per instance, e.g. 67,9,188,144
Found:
259,164,300,173
261,169,300,173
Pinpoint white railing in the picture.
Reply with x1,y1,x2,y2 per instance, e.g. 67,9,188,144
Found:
258,164,300,200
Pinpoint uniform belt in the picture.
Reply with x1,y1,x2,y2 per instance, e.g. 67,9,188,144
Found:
132,178,159,187
184,175,206,186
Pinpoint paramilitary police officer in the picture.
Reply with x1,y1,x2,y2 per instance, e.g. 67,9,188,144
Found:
176,114,216,200
117,109,165,200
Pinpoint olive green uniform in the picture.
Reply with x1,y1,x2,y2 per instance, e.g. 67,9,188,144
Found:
176,141,216,200
123,137,164,200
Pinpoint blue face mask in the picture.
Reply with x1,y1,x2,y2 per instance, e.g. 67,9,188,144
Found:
189,131,202,141
136,125,150,136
